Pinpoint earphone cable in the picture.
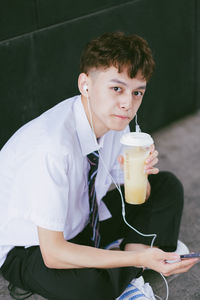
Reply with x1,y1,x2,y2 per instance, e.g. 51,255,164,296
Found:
86,93,168,300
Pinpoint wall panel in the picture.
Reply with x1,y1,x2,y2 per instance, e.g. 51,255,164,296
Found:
0,0,37,41
0,0,198,148
36,0,132,28
0,36,37,146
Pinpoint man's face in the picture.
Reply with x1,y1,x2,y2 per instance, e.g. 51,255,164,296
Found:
83,66,146,138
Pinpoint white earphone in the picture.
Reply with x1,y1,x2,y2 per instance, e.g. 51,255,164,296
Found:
83,85,88,92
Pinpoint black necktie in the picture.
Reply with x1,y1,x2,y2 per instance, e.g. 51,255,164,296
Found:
87,150,101,247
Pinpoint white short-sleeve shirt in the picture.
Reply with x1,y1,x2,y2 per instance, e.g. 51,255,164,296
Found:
0,95,129,267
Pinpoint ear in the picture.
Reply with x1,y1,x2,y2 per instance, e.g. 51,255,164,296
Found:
78,73,89,97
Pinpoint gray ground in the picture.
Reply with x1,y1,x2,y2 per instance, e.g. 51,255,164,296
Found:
0,111,200,300
144,111,200,300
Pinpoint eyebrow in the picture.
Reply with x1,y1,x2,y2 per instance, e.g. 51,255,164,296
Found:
109,79,146,90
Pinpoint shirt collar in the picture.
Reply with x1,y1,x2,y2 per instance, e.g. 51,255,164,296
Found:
74,95,105,156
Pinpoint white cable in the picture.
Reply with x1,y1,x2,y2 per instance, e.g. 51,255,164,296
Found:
98,155,157,248
86,95,168,300
87,95,156,246
135,113,141,132
87,95,98,146
155,295,163,300
159,273,169,300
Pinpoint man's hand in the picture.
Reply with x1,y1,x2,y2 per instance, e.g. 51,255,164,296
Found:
145,144,159,199
118,144,159,175
144,144,159,175
138,247,199,276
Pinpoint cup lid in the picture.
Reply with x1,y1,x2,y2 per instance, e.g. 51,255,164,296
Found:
120,132,154,147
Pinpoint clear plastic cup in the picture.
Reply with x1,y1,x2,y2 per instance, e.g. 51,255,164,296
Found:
120,132,154,204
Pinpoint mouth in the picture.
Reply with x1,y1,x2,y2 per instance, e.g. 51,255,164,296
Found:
113,114,130,120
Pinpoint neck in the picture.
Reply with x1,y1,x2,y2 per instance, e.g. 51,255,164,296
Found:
81,95,108,138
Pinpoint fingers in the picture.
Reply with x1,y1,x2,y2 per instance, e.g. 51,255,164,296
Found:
118,144,159,175
145,165,159,175
146,149,159,165
142,248,199,277
162,258,199,277
145,145,159,175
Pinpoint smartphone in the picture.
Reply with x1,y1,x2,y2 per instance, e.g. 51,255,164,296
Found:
180,253,200,259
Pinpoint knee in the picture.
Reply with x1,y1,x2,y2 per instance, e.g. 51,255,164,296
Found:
159,171,184,208
149,171,184,210
161,171,183,192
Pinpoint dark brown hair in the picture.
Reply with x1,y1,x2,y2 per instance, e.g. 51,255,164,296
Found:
80,32,155,81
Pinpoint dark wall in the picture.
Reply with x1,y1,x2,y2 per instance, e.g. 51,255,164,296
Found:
0,0,199,148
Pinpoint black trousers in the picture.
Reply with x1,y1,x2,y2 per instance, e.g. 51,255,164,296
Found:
1,172,183,300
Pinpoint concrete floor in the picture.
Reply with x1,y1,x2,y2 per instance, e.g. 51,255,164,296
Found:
144,111,200,300
0,111,200,300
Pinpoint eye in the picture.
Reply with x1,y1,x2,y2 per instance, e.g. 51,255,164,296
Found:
113,87,122,92
133,91,143,97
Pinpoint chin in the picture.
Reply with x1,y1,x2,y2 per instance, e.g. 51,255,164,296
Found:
107,118,129,132
110,124,127,132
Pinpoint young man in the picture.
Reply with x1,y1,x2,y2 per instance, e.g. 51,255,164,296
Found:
0,32,198,300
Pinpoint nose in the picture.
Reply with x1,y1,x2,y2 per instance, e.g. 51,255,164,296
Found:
119,95,132,110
